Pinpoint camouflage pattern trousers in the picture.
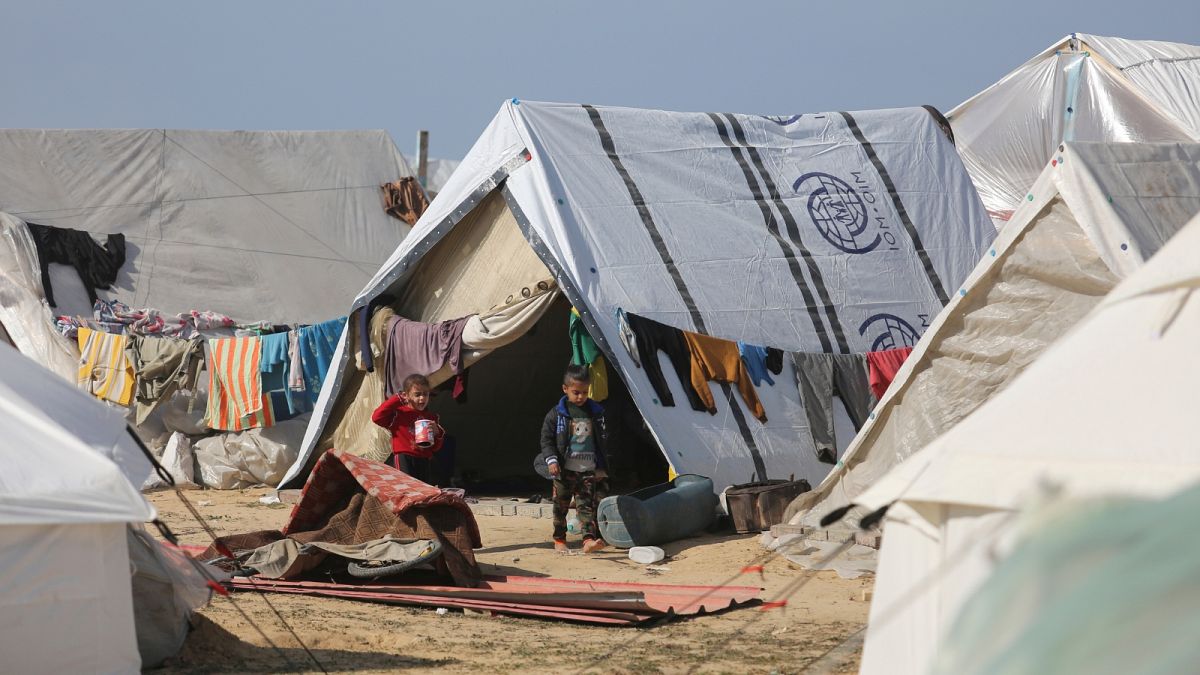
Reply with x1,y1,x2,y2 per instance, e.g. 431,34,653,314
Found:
552,469,605,541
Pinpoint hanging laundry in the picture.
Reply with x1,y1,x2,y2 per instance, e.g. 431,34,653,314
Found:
356,295,396,373
54,314,89,339
866,347,914,399
206,337,274,431
589,354,610,402
791,352,876,464
298,317,347,404
126,336,204,424
569,307,601,366
765,347,784,376
737,342,778,387
683,332,768,421
77,327,135,406
27,223,126,308
381,177,430,225
261,331,309,417
287,329,306,392
615,308,641,367
383,315,471,398
623,312,707,412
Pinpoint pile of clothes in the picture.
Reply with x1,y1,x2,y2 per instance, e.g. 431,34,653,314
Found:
617,310,913,464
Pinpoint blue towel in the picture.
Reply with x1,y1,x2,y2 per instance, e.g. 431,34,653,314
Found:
737,341,775,386
259,331,309,417
298,317,346,405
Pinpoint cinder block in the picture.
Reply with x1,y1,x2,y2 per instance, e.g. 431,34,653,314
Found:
501,504,517,516
770,523,809,538
539,504,555,518
515,504,544,518
471,504,503,517
854,532,882,549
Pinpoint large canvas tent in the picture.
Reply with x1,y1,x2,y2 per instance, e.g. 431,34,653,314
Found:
0,129,416,324
951,33,1200,226
853,207,1200,675
784,142,1200,530
0,342,156,674
280,100,994,491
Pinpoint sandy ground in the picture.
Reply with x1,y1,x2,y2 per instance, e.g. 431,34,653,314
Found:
147,487,872,674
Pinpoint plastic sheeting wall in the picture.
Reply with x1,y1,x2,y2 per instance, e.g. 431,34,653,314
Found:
950,35,1200,225
0,212,78,379
0,129,414,323
0,523,141,674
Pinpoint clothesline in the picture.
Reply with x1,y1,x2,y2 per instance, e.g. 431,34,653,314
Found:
613,310,913,463
73,304,347,433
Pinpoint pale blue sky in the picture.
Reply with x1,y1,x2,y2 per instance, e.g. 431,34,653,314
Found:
2,1,1197,158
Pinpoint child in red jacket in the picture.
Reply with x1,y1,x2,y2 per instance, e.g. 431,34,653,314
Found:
371,374,445,484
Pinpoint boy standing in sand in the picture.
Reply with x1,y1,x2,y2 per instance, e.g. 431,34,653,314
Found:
372,373,445,484
539,365,610,553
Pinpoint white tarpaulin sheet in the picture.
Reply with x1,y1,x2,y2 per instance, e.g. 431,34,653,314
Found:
0,341,155,673
950,34,1200,226
856,201,1200,675
0,129,414,323
788,142,1200,530
283,100,994,491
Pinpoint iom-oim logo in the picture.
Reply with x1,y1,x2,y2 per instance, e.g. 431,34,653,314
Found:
859,313,924,351
793,172,881,254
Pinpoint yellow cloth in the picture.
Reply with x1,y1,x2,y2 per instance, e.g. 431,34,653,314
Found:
588,354,610,402
76,327,135,406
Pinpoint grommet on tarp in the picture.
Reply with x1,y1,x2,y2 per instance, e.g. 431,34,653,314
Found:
511,98,520,105
556,198,564,205
959,289,967,297
869,411,876,420
1107,196,1114,203
589,267,597,273
1120,243,1129,251
1067,106,1074,113
1027,194,1035,201
1052,159,1057,167
990,249,997,257
1059,144,1065,151
652,398,659,405
523,150,532,161
1058,156,1064,164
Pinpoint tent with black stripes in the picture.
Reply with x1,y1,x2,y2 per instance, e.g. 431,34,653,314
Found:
781,141,1200,537
278,99,996,493
949,33,1200,228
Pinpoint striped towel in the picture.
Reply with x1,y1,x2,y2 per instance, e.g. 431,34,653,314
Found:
205,337,274,431
77,327,135,406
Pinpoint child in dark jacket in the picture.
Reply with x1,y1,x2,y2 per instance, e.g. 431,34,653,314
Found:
371,373,444,484
539,365,610,553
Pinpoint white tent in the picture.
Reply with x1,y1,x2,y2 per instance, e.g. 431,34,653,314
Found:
0,341,156,674
279,99,995,491
785,142,1200,529
950,33,1200,226
0,129,416,324
854,207,1200,675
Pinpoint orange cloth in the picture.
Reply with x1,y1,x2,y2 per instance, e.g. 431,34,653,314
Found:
681,331,767,422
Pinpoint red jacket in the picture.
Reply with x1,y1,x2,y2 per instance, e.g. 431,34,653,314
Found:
371,394,444,459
